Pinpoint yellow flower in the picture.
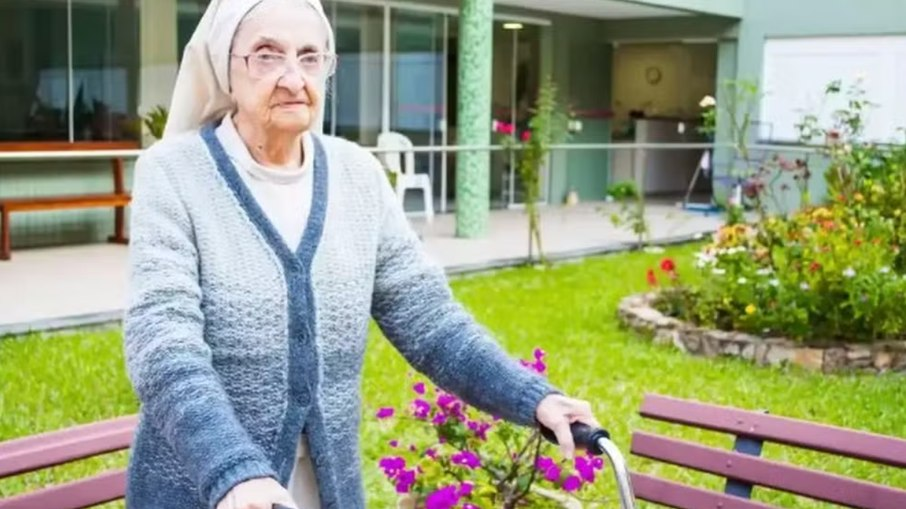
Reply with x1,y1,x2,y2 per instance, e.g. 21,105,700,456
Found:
854,193,865,202
745,304,757,315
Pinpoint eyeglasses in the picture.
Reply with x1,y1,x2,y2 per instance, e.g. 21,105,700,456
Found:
232,51,338,80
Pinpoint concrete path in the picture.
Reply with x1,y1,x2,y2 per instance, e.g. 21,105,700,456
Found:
0,202,722,335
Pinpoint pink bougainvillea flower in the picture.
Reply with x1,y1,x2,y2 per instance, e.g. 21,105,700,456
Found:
413,382,426,395
411,398,431,420
425,485,460,509
451,450,481,469
376,407,394,419
562,475,582,492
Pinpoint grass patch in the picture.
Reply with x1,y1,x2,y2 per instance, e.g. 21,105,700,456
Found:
2,243,904,507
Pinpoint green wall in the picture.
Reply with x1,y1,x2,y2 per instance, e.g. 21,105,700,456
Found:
549,15,614,204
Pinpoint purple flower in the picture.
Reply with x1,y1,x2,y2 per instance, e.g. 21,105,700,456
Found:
591,456,604,470
395,468,417,494
458,481,474,497
432,413,448,426
562,475,582,492
409,444,417,452
534,348,546,361
535,456,556,471
389,440,399,448
451,450,481,469
412,399,432,420
467,420,492,440
376,407,394,419
462,505,480,509
575,456,595,483
425,485,461,509
543,464,561,482
425,448,438,459
413,382,426,395
437,393,466,421
379,456,406,478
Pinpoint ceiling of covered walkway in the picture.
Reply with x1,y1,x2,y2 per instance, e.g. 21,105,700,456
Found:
493,0,742,20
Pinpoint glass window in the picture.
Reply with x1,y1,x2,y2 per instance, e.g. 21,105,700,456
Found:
326,2,384,146
178,0,209,64
71,0,141,142
0,0,69,142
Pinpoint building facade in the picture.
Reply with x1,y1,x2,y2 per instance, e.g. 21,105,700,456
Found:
1,0,904,249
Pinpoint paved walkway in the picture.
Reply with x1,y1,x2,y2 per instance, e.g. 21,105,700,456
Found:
0,202,722,335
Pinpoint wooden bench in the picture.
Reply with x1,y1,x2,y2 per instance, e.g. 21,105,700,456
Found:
629,394,906,509
0,142,135,261
0,415,137,509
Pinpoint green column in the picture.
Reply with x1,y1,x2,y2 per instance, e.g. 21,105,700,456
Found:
455,0,493,238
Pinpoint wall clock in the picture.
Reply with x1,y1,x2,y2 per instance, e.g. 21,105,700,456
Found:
645,66,662,85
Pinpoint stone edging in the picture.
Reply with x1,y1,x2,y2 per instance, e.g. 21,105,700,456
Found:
617,292,906,374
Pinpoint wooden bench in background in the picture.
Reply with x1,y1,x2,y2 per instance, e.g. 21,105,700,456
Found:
629,394,906,509
0,142,137,261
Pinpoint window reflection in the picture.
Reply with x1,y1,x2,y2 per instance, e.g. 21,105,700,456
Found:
0,0,69,142
71,0,141,142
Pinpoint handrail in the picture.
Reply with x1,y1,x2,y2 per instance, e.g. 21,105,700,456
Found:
0,141,838,163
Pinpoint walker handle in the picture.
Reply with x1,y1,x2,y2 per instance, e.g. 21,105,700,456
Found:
539,422,638,509
540,421,610,455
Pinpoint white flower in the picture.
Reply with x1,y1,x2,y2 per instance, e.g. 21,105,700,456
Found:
880,266,891,274
800,282,810,290
769,279,780,287
737,277,748,284
699,95,716,108
713,268,726,276
756,268,773,276
843,267,856,278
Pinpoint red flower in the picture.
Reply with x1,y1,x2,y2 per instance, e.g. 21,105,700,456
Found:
809,261,821,272
521,130,532,142
660,258,676,273
855,238,863,246
646,269,658,287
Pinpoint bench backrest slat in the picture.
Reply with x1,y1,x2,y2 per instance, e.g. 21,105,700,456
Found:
632,432,906,509
640,394,906,468
0,416,136,478
631,472,779,509
0,470,125,509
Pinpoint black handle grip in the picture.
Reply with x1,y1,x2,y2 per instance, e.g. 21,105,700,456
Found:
540,422,610,456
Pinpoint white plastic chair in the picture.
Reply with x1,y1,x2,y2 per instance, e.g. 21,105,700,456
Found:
377,131,434,223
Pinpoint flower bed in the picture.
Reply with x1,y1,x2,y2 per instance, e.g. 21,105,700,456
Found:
619,79,906,370
618,291,906,373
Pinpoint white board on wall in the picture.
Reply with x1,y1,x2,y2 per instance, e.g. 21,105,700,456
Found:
759,35,906,143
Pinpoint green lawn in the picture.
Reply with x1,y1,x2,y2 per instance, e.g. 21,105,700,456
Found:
2,243,904,507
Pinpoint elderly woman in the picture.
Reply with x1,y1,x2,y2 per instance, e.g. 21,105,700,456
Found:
123,0,598,508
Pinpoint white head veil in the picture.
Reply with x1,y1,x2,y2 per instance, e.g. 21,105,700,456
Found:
162,0,334,139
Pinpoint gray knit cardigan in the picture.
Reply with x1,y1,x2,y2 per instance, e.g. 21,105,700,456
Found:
122,123,558,508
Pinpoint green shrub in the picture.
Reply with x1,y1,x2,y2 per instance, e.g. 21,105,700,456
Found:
648,79,906,344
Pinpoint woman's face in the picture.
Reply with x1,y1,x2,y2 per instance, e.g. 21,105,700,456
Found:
229,0,332,134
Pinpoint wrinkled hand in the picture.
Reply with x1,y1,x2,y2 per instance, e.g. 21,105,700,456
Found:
535,394,600,460
215,477,298,509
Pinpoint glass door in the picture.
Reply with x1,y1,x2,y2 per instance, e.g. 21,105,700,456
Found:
389,8,447,215
492,21,545,208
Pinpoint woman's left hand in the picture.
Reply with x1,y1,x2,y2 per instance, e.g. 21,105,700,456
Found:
535,394,601,460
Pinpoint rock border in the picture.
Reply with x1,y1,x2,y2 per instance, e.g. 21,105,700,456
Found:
617,292,906,374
